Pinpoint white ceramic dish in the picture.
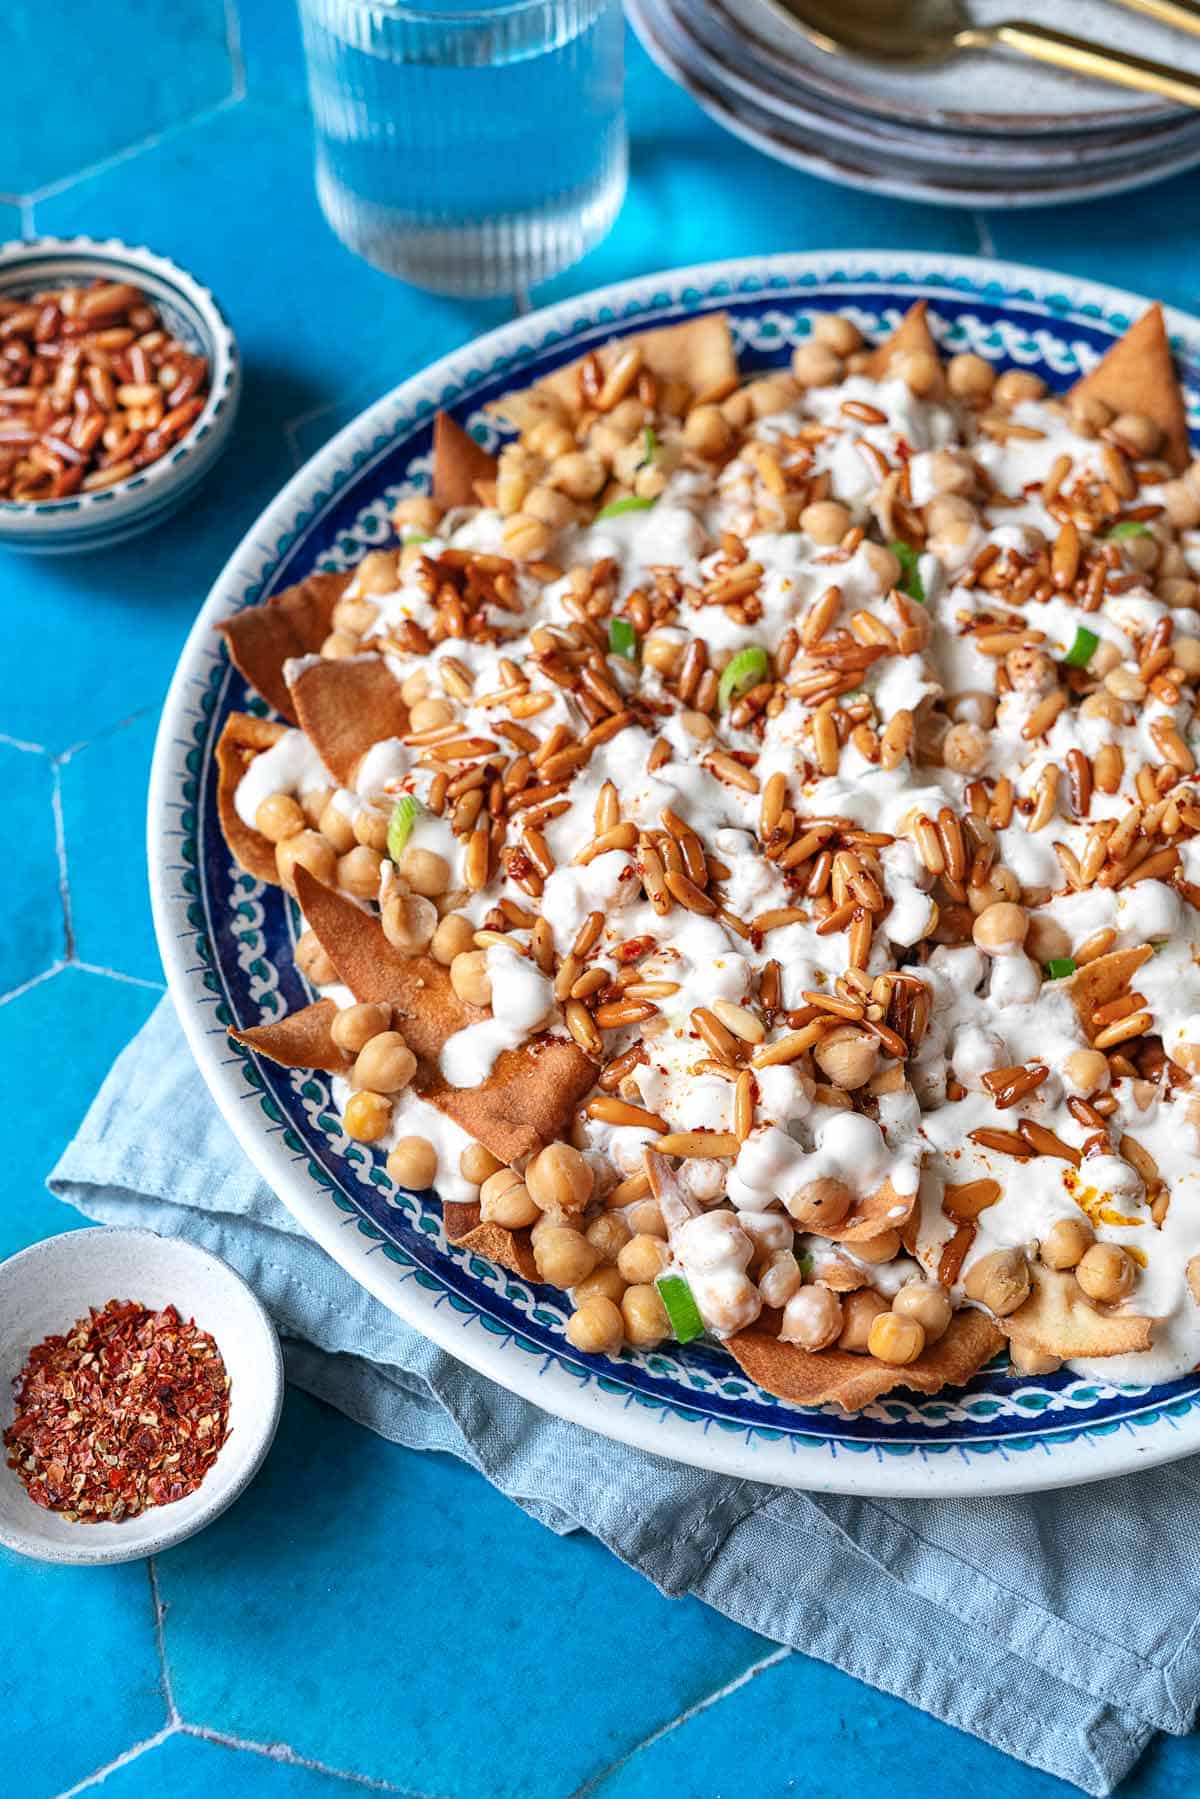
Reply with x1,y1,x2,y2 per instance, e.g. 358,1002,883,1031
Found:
150,250,1200,1498
0,238,239,556
0,1228,282,1564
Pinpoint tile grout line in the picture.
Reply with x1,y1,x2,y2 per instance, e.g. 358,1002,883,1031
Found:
75,961,167,992
0,961,64,1010
178,1722,437,1794
223,0,247,101
53,1727,178,1799
973,212,997,259
26,90,245,207
50,760,76,964
566,1646,792,1799
147,1557,182,1725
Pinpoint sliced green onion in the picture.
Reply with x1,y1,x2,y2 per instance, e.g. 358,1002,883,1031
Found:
718,644,769,710
656,1274,705,1344
1151,940,1169,955
1046,957,1076,981
793,1249,814,1278
400,529,432,545
638,425,658,468
1107,520,1152,541
608,617,637,661
888,539,926,603
595,495,658,522
1063,625,1100,669
386,795,423,863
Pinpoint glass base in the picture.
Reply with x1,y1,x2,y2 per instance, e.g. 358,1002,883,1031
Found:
316,142,627,298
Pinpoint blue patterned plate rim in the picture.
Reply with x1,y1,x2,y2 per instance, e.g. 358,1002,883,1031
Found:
150,250,1200,1497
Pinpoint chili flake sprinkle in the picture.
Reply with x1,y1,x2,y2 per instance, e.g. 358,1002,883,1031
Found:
3,1299,230,1523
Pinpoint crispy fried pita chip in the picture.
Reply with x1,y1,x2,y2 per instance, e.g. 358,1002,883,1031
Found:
432,411,499,510
1069,945,1153,1031
215,712,288,884
822,1176,917,1245
231,998,351,1074
442,1200,540,1280
495,312,738,422
1003,1265,1154,1360
218,571,351,723
814,1257,869,1293
865,299,939,380
728,1308,1003,1412
287,655,410,788
1069,304,1190,473
293,868,598,1164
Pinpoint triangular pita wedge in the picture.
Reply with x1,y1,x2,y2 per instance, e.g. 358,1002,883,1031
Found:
1069,945,1153,1032
1003,1265,1154,1360
231,998,351,1074
293,869,597,1163
287,655,410,788
865,300,939,380
728,1308,1003,1412
1069,304,1190,473
217,571,351,723
442,1200,539,1281
821,1176,917,1245
495,313,738,422
215,713,288,885
432,411,499,510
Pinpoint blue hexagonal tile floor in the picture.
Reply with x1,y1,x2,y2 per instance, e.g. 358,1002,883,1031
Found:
4,739,64,997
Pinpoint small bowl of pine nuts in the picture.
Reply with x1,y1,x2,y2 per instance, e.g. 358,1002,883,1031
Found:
0,236,239,554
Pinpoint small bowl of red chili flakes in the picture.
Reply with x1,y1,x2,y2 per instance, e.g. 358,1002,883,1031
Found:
0,1228,282,1564
0,236,239,555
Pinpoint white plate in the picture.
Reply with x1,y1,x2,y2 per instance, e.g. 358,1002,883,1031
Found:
150,250,1200,1498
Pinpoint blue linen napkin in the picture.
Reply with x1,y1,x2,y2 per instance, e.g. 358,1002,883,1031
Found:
51,997,1200,1794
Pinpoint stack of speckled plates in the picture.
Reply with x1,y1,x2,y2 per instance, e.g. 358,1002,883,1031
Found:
628,0,1200,206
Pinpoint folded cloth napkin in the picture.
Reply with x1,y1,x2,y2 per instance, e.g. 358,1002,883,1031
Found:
52,998,1200,1794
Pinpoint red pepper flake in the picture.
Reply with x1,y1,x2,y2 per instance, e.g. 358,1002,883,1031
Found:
3,1298,231,1524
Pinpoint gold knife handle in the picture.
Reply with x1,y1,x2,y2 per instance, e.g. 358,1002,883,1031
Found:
969,20,1200,107
1101,0,1200,39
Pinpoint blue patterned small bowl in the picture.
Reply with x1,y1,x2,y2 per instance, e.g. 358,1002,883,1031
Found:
0,237,239,556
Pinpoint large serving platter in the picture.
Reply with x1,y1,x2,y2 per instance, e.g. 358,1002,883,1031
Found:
150,252,1200,1496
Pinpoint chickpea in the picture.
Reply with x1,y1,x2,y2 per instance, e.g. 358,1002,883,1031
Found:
682,404,733,459
353,1031,417,1095
861,541,902,590
527,1141,594,1217
1079,689,1129,724
812,312,862,356
972,901,1028,955
963,1247,1031,1317
535,1226,598,1289
400,669,430,706
892,1281,952,1343
946,690,997,730
337,845,384,900
275,830,337,894
1067,392,1111,437
894,348,941,397
787,1176,854,1231
745,374,801,417
381,889,437,955
1009,1342,1062,1376
300,787,332,828
947,352,995,401
626,1199,668,1240
720,388,754,428
1174,637,1200,679
409,696,455,733
853,1229,901,1264
1158,578,1199,609
318,800,357,855
1040,1216,1094,1271
524,483,577,530
333,594,380,637
680,708,715,741
460,1142,502,1185
800,498,851,545
1170,1041,1200,1076
550,450,607,499
836,1288,889,1353
1061,1050,1109,1097
791,340,843,388
610,1235,664,1290
387,1136,438,1190
566,1296,624,1356
574,1266,628,1306
925,492,977,539
1187,1252,1200,1306
867,1310,926,1365
320,630,359,660
353,809,390,855
776,1283,842,1350
643,633,684,675
431,911,477,966
925,449,975,497
255,791,305,843
621,1283,671,1347
1109,411,1162,458
1161,478,1200,530
295,928,337,987
1004,646,1055,694
586,1212,631,1262
525,417,575,459
344,1090,392,1143
392,496,441,535
331,1001,392,1056
758,1248,802,1309
480,1166,540,1229
1025,915,1072,966
814,1025,880,1091
1076,1242,1136,1305
993,368,1046,407
1086,638,1122,678
501,512,552,560
397,846,450,898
